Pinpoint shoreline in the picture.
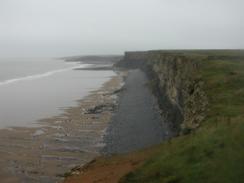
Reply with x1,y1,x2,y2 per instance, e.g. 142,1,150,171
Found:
0,69,125,182
63,69,172,183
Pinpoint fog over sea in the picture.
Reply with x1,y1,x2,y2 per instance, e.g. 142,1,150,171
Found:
0,58,115,128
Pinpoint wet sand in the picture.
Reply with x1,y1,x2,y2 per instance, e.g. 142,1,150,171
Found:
0,71,124,183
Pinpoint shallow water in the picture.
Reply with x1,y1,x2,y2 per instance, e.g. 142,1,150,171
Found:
0,58,115,128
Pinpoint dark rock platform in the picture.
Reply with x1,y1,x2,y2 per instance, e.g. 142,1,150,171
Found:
103,69,171,154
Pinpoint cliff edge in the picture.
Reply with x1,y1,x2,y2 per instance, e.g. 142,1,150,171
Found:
117,51,208,134
64,50,244,183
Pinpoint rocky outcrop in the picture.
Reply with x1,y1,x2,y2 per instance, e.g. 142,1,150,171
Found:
117,51,208,134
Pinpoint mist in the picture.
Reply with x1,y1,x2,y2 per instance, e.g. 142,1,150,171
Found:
0,0,243,57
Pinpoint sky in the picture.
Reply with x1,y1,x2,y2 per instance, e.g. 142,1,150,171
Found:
0,0,243,57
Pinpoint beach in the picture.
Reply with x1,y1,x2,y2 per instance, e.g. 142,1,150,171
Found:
0,58,172,183
0,63,124,182
64,69,173,183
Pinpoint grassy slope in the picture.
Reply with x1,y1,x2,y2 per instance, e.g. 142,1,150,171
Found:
120,57,244,183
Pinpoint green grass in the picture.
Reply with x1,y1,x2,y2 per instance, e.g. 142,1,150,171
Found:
120,55,244,183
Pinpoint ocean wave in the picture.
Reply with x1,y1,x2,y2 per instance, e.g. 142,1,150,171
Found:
0,64,92,86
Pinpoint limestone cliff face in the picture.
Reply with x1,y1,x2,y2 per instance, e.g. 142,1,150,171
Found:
116,51,148,69
117,51,208,134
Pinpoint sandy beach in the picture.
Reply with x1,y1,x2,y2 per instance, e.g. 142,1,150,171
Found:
0,70,125,182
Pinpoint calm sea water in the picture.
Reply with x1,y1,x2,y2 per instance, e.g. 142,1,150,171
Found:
0,58,115,128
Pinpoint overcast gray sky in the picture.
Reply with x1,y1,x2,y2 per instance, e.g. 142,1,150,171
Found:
0,0,243,57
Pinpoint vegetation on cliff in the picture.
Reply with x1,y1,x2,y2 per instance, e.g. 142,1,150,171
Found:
120,51,244,183
64,50,244,183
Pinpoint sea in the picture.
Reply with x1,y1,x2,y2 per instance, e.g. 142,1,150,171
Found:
0,57,115,128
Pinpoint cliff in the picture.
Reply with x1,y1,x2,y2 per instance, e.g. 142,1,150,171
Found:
117,51,208,134
116,51,148,69
64,50,244,183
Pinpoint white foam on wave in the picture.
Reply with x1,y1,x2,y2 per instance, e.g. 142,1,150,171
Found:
0,63,92,87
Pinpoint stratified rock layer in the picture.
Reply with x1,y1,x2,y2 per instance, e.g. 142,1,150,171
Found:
117,51,208,134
